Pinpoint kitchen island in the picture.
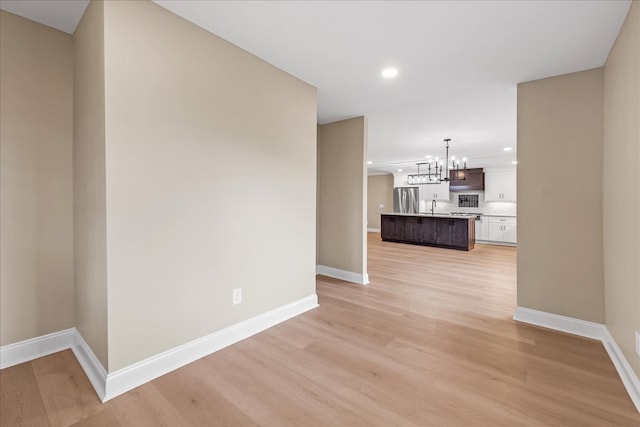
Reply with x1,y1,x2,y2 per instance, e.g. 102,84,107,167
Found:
381,213,475,251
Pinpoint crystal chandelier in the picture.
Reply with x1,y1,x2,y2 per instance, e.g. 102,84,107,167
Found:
407,139,467,185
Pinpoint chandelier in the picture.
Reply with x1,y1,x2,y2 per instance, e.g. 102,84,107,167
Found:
407,139,467,185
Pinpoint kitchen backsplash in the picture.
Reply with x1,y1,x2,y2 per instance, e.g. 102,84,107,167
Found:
419,192,517,216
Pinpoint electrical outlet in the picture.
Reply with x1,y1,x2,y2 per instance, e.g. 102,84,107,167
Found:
636,331,640,357
233,288,242,305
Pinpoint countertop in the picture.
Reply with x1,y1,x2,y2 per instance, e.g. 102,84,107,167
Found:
381,212,476,219
381,212,517,218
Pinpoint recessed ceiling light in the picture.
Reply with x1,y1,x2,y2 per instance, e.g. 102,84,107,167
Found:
367,161,373,165
398,169,403,172
381,67,399,79
425,155,432,159
504,147,513,152
512,161,518,165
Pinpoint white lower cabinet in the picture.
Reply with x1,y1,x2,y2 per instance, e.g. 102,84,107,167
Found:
475,217,489,241
487,217,517,244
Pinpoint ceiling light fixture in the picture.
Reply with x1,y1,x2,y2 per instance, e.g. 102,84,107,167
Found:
512,161,518,165
381,67,399,79
367,161,373,165
407,139,467,185
398,169,403,172
504,147,513,152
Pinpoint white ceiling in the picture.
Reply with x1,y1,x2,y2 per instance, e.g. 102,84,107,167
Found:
0,0,88,34
1,0,631,175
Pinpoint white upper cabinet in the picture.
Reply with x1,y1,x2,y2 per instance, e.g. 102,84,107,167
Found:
393,173,450,201
421,180,450,201
484,169,517,202
393,173,408,187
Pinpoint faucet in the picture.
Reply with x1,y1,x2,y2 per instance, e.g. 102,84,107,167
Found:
431,200,436,215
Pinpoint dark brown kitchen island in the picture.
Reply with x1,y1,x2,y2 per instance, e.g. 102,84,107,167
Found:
380,213,475,251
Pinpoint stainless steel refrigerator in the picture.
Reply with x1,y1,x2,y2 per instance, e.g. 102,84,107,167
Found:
393,187,419,213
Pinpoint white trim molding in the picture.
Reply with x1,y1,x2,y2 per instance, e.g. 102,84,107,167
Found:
602,328,640,413
0,294,318,403
513,306,604,340
101,293,318,401
316,265,369,285
476,240,517,247
367,228,381,232
71,330,108,401
0,327,108,401
514,306,640,413
0,328,76,370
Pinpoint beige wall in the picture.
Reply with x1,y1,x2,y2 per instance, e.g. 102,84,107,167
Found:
517,69,604,323
102,0,317,371
603,1,640,376
367,175,393,230
73,0,109,368
0,11,75,345
317,117,368,276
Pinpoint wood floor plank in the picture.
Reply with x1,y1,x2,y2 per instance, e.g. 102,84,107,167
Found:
229,332,426,426
1,232,638,425
152,364,259,427
192,344,347,427
108,384,190,427
0,362,51,427
31,350,103,427
67,408,121,427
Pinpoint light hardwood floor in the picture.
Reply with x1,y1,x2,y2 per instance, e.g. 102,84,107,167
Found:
2,233,639,426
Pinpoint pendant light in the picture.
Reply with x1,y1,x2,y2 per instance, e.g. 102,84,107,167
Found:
406,139,467,185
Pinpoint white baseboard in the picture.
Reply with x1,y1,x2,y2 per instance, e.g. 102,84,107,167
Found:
71,330,108,401
367,228,381,232
513,306,604,340
514,306,640,413
316,265,369,285
602,328,640,413
102,293,318,401
0,328,76,369
0,327,108,401
476,240,517,247
0,294,318,403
